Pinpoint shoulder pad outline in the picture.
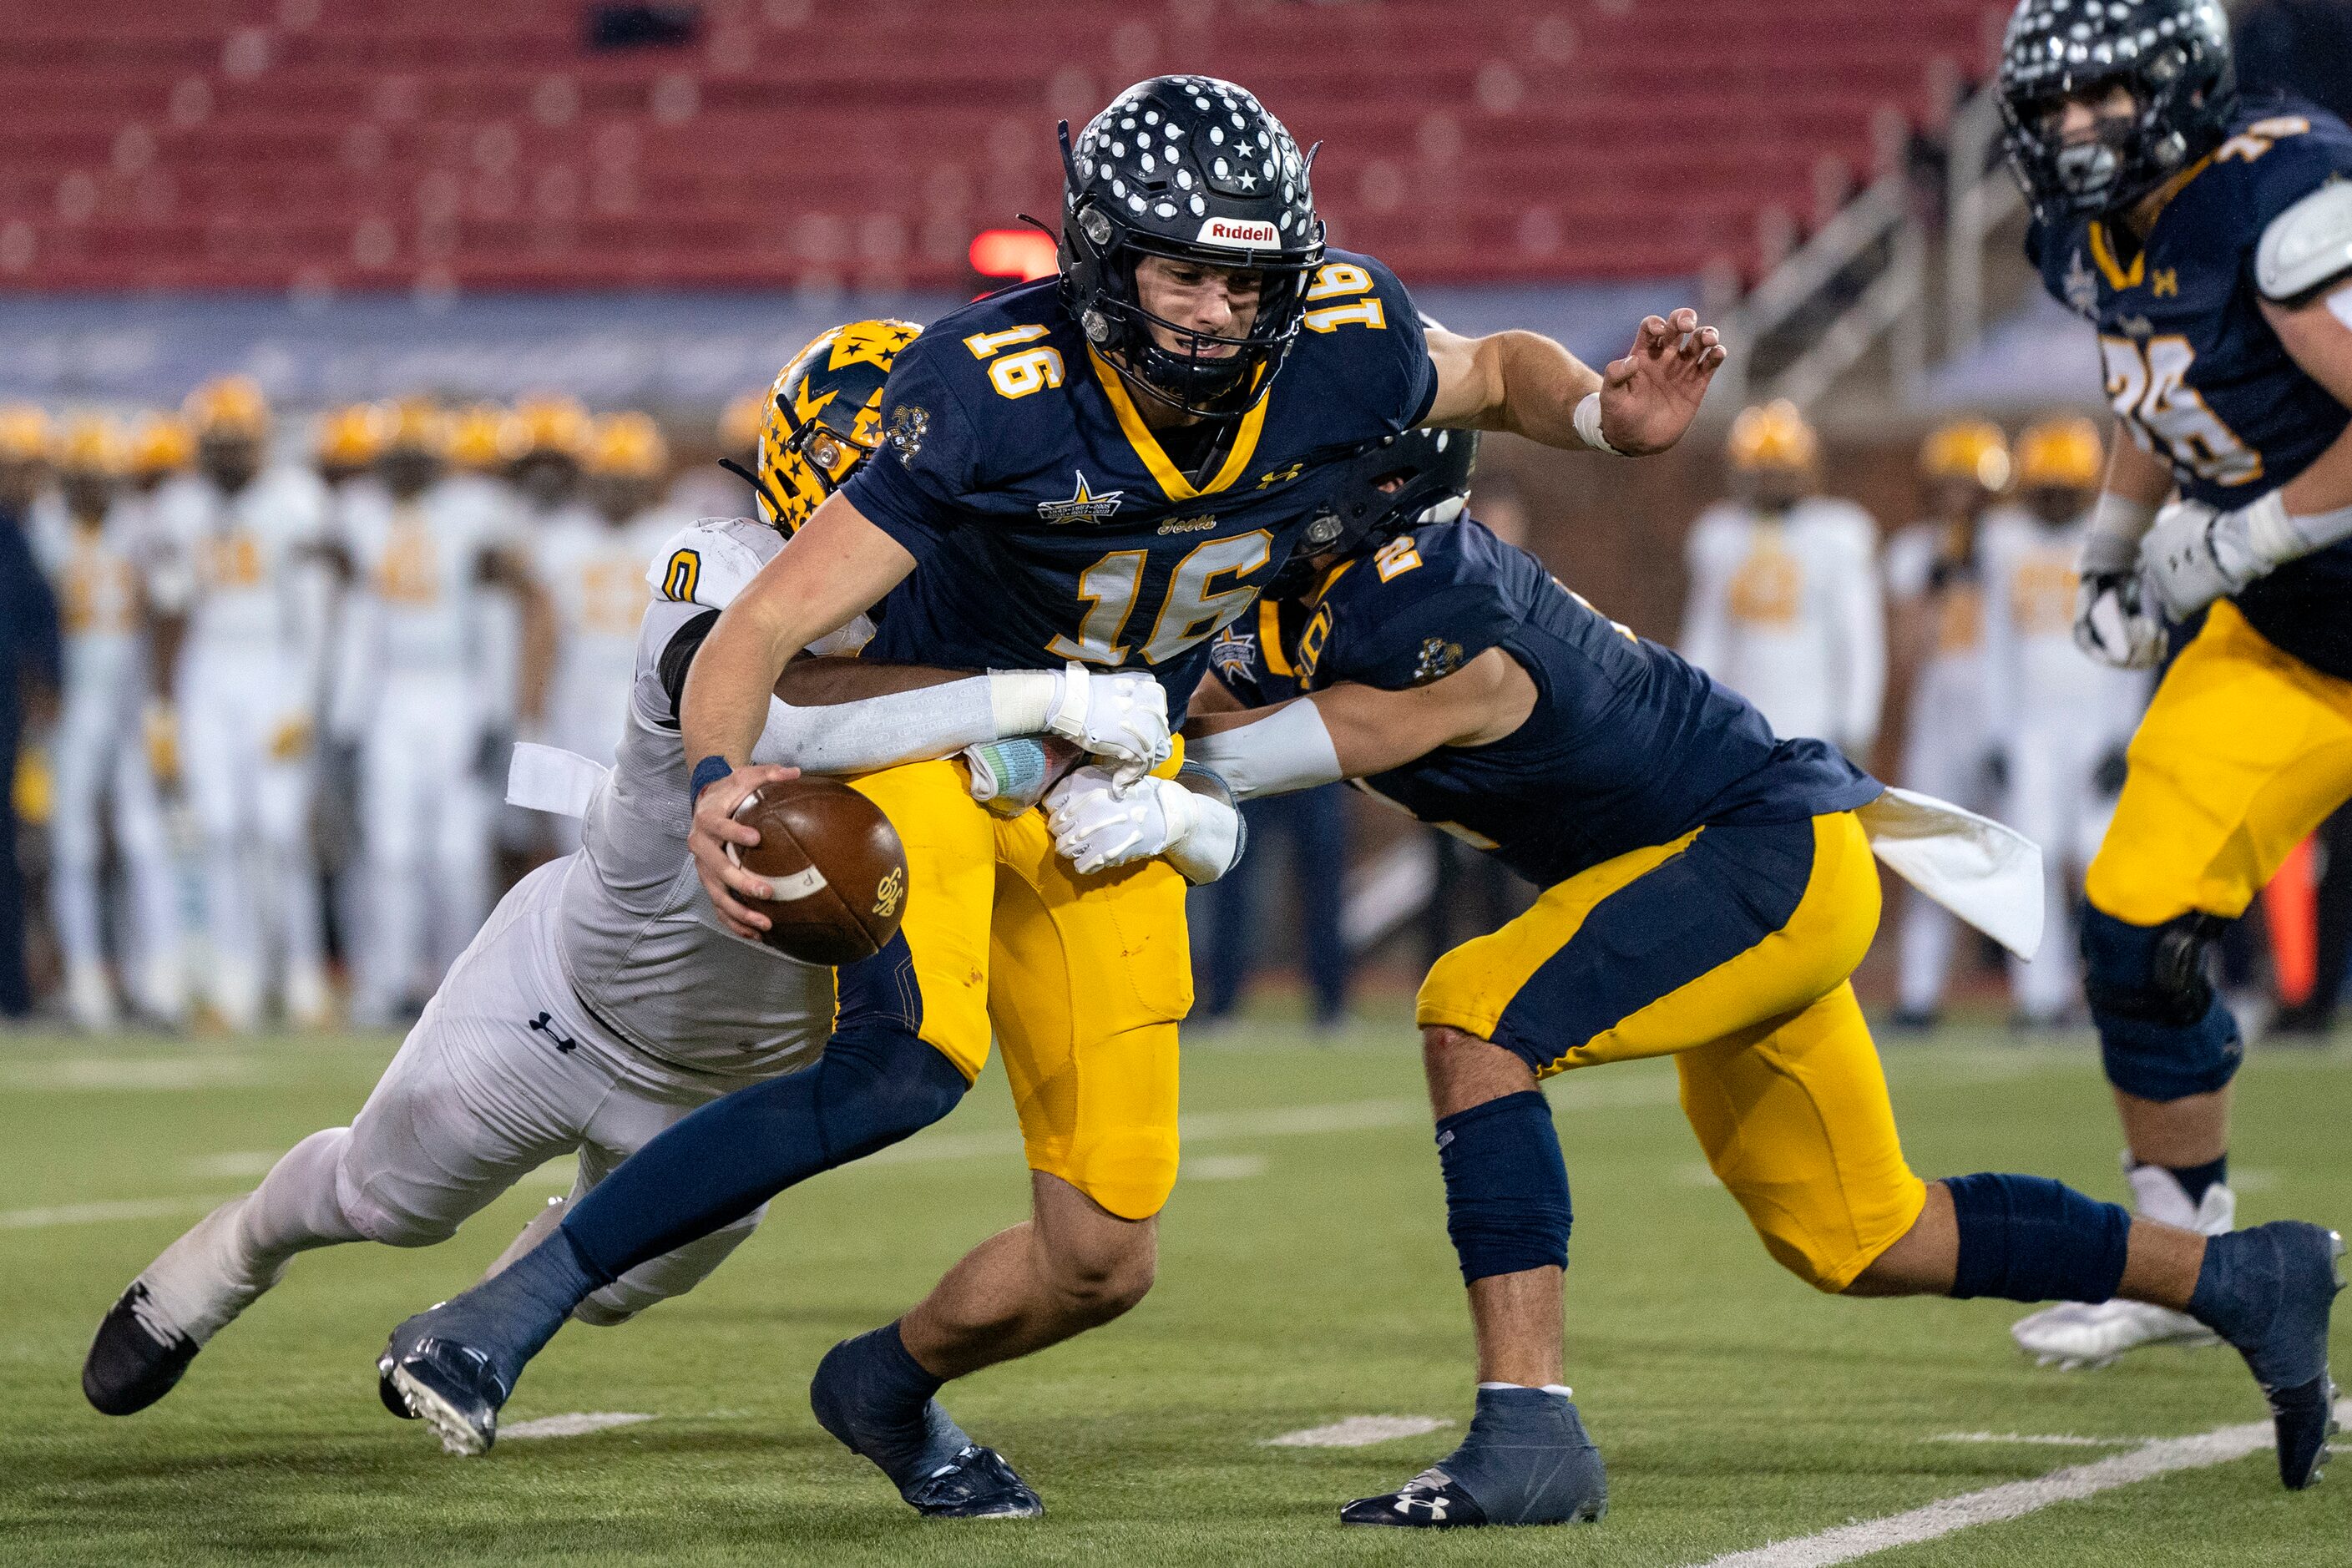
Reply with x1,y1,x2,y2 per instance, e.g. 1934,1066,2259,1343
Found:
2257,180,2352,302
643,516,776,610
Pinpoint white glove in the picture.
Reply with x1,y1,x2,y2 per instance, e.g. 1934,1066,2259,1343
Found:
1043,663,1171,784
2137,491,2309,621
1045,765,1241,883
2072,573,2169,669
2071,522,2167,670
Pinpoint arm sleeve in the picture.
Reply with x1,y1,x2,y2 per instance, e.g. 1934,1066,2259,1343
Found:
839,334,984,565
642,598,1055,774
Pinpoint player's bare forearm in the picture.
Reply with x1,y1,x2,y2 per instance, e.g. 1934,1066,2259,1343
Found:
772,655,972,706
1422,327,1600,445
2102,432,2177,508
681,494,916,766
2264,291,2352,514
514,578,556,726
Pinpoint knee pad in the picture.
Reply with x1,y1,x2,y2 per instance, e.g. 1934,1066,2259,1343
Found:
344,1189,464,1250
2080,909,2242,1101
1436,1090,1572,1286
1944,1172,2130,1305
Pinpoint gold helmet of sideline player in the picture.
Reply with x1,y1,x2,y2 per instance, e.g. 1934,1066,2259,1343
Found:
1920,418,2011,494
185,376,270,492
314,403,383,483
129,412,194,488
751,317,923,534
0,405,48,512
2014,413,2104,525
1727,398,1818,513
53,412,127,520
448,403,508,473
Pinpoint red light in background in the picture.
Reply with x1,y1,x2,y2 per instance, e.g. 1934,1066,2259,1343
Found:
968,228,1058,283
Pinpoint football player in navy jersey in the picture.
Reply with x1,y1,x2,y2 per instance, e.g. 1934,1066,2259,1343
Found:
1176,429,2344,1525
670,76,1721,1514
1993,0,2352,1371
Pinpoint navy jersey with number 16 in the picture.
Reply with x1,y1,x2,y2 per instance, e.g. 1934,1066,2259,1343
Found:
843,251,1437,702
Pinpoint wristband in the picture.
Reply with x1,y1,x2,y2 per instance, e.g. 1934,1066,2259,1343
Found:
690,754,733,802
1572,392,1621,456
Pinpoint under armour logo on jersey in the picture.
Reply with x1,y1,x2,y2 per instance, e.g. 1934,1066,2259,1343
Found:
1036,471,1125,524
1255,460,1305,489
529,1012,578,1054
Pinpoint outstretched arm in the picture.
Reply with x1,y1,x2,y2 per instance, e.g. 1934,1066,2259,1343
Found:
1422,309,1727,456
1187,646,1537,797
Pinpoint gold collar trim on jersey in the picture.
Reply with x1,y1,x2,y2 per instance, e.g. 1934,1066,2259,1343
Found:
2086,150,2218,291
1087,346,1270,503
1308,556,1356,607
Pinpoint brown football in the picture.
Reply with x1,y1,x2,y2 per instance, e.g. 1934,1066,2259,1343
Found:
727,777,909,965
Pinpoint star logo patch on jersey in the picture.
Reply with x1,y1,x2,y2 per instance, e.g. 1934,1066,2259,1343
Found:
1035,471,1125,525
1207,623,1257,677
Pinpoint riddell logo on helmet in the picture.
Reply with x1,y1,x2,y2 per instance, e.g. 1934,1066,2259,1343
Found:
1196,217,1280,250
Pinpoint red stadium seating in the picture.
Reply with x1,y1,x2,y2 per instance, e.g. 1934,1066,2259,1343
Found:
0,1,2014,292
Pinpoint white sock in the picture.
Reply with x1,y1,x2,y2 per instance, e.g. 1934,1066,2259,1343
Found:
235,1127,367,1272
1478,1381,1574,1399
138,1128,366,1348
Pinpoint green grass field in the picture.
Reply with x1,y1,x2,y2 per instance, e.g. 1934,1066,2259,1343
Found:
3,1007,2347,1565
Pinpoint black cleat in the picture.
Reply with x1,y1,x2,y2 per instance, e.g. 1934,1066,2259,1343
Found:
82,1282,199,1416
2191,1222,2345,1490
903,1444,1045,1520
1341,1469,1492,1529
376,1320,508,1456
1343,1386,1607,1528
810,1328,1042,1518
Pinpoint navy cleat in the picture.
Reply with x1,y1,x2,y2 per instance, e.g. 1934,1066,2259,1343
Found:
2187,1222,2345,1490
377,1316,509,1457
1341,1385,1606,1528
811,1326,1043,1519
82,1283,199,1416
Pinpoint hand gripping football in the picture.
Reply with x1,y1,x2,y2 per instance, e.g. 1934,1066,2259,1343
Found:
726,777,909,964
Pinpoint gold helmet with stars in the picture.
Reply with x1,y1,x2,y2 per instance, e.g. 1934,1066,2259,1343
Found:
751,317,922,533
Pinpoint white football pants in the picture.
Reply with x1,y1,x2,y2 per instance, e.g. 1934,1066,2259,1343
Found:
46,680,181,1017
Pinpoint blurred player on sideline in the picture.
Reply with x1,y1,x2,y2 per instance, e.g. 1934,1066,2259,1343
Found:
1884,419,2010,1027
329,402,549,1026
539,414,679,779
1682,400,1885,762
28,416,184,1029
489,397,595,871
0,407,62,1024
312,405,382,496
147,377,336,1031
665,391,761,519
1982,416,2144,1028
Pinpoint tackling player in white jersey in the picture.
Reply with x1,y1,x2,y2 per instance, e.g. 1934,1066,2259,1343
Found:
1884,420,2011,1025
81,323,1192,1423
28,415,183,1030
1681,400,1886,761
1981,417,2147,1027
144,377,336,1032
329,402,550,1026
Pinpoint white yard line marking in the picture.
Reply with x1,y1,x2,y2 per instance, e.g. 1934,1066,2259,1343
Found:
1692,1403,2352,1568
1263,1415,1454,1449
1185,1153,1268,1181
0,1194,240,1230
1926,1432,2138,1448
502,1412,655,1441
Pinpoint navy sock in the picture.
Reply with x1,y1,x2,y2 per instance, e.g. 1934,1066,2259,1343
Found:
1435,1091,1571,1286
810,1323,970,1490
438,1227,608,1398
562,1024,969,1282
2160,1155,2228,1207
1945,1173,2132,1304
1435,1385,1604,1525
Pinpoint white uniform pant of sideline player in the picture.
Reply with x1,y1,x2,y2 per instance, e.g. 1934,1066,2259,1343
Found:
2003,717,2119,1023
1894,715,1995,1017
178,651,324,1023
190,860,772,1325
46,682,181,1016
357,674,492,1021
